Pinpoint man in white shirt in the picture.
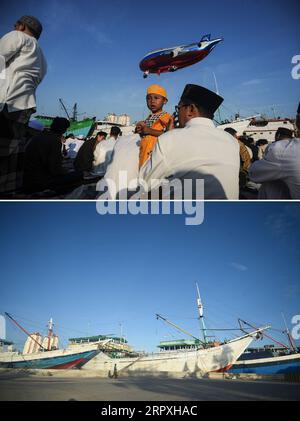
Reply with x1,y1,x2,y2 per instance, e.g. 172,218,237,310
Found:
0,15,47,195
92,126,122,176
140,84,240,199
106,126,122,142
98,134,140,199
249,103,300,199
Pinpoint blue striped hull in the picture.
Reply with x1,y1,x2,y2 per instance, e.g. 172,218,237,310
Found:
229,356,300,375
0,350,98,369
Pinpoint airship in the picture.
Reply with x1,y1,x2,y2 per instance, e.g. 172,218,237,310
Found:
139,34,223,78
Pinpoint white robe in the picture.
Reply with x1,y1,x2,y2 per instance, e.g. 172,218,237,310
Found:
139,117,240,200
100,134,140,199
0,31,47,112
249,138,300,199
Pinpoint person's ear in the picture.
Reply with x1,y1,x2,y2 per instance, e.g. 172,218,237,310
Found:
18,23,26,32
185,104,195,117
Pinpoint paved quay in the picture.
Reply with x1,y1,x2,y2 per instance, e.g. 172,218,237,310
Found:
0,372,299,401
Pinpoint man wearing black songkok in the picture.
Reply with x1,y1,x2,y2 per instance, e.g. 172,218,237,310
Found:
140,84,240,199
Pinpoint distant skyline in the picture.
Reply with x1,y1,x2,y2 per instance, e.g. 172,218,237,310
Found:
1,0,300,123
1,202,299,352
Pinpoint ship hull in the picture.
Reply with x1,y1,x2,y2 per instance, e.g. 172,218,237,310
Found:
0,348,99,370
228,353,300,375
34,116,95,138
83,333,257,375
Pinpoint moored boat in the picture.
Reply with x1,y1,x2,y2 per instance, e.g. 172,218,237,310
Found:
82,285,268,376
33,100,96,138
228,351,300,375
217,114,295,142
0,313,101,369
228,318,300,375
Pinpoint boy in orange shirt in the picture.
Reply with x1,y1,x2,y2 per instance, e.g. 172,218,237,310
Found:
136,84,172,168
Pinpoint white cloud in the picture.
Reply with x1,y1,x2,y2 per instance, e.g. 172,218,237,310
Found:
230,262,248,271
242,78,264,86
265,205,300,235
283,283,300,299
79,24,113,46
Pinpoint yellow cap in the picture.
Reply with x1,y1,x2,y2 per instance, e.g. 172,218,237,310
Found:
147,84,167,99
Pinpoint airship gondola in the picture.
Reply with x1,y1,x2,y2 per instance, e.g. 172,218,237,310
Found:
139,34,223,78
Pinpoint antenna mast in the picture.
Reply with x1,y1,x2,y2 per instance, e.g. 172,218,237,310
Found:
196,283,208,344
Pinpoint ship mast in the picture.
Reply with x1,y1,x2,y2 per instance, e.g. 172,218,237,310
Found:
5,312,47,351
156,314,204,346
47,318,54,351
281,313,297,353
59,98,71,121
213,72,222,123
196,283,208,345
72,103,78,122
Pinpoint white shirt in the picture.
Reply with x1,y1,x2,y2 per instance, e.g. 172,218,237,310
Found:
249,138,300,199
0,31,47,112
93,138,115,175
102,134,140,199
140,117,240,199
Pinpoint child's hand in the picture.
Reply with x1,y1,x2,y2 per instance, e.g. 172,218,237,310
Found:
135,121,146,134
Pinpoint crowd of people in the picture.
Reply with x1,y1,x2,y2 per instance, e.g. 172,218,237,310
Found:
0,14,299,200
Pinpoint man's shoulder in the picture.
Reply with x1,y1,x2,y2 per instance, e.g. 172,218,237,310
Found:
265,140,290,156
0,30,25,48
159,128,183,141
1,30,22,40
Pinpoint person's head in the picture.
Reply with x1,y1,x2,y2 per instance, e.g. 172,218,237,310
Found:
239,135,251,147
146,85,168,114
110,126,121,139
256,139,268,147
14,15,43,39
275,127,293,142
176,84,223,128
95,131,107,143
66,133,75,140
224,127,238,139
50,117,70,135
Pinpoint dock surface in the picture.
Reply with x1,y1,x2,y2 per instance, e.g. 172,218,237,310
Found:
0,372,299,401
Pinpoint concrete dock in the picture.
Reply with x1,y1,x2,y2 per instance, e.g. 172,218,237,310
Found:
0,370,299,401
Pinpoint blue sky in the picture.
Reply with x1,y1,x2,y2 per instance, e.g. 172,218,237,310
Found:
1,202,299,352
1,0,299,122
